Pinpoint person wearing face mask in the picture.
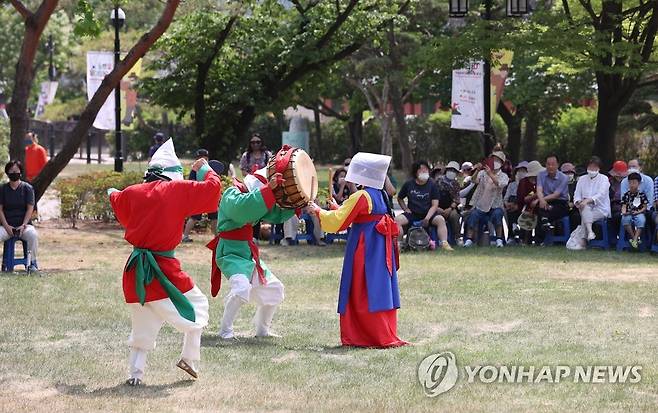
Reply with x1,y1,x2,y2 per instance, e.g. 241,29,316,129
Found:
0,160,39,272
560,162,579,231
463,151,510,248
574,156,611,241
437,161,463,245
396,161,453,251
608,161,628,242
503,161,528,244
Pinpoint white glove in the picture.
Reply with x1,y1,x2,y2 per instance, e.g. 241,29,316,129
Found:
107,188,120,196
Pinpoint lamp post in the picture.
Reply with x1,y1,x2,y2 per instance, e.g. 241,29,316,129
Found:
46,35,56,81
449,0,528,155
110,6,125,173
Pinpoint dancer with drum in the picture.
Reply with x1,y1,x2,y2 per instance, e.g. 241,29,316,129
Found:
309,152,408,348
207,146,318,339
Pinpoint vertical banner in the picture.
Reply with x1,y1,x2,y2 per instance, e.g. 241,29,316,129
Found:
35,81,59,118
450,61,484,132
490,50,513,121
86,51,115,130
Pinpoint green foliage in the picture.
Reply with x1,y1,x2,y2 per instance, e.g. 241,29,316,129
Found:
538,107,596,166
319,118,381,163
0,121,9,167
72,0,104,38
55,170,142,228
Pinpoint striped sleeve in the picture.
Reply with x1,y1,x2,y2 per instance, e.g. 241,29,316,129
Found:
318,190,372,233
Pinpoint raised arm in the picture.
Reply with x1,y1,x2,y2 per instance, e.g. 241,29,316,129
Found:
315,190,372,233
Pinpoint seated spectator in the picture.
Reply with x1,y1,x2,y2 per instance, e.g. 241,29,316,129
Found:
574,157,610,241
504,161,528,243
147,132,165,160
608,161,628,240
282,207,325,246
0,160,39,271
332,167,356,205
621,159,654,213
437,161,463,245
561,162,579,231
239,134,272,176
396,161,453,251
516,160,543,244
536,154,570,239
459,161,477,227
464,151,510,248
621,172,649,250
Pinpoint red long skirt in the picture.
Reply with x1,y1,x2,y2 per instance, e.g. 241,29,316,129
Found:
339,235,408,348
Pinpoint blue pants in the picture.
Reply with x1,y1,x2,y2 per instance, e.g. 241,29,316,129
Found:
468,207,504,230
621,214,646,229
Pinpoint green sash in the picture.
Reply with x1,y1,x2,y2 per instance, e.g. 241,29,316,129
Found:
126,248,196,322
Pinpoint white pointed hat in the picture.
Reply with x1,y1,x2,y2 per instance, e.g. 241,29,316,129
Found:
345,152,391,190
148,138,183,181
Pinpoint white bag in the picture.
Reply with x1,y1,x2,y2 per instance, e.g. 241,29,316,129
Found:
566,225,587,250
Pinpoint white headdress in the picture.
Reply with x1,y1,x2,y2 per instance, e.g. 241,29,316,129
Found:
148,138,183,181
344,152,391,190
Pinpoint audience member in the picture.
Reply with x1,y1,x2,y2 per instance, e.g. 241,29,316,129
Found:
24,132,48,182
621,172,648,250
239,134,272,176
437,161,462,245
574,156,611,241
504,161,528,243
608,161,628,240
536,154,570,235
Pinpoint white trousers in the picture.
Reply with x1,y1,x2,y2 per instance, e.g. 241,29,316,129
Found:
127,286,209,380
0,225,38,262
579,207,607,225
282,212,323,241
219,270,284,338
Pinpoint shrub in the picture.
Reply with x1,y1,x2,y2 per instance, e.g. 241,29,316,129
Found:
539,107,596,166
55,171,142,227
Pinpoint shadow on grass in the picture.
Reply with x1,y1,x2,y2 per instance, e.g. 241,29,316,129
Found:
55,379,194,399
201,333,282,348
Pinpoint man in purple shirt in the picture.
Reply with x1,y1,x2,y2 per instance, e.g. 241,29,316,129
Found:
536,154,570,236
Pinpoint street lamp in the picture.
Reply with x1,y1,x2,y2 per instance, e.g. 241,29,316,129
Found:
110,6,125,173
449,0,528,155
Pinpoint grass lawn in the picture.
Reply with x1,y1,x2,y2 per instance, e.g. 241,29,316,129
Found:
1,224,658,412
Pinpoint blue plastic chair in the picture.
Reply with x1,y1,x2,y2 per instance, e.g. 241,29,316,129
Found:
544,216,571,246
617,221,650,252
587,219,610,250
2,237,29,272
325,229,349,244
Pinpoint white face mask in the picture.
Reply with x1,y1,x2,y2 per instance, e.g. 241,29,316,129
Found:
445,171,457,180
587,169,599,178
516,171,527,181
493,161,502,170
418,173,430,182
628,168,639,174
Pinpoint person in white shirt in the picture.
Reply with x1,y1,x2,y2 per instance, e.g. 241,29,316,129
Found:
574,156,611,241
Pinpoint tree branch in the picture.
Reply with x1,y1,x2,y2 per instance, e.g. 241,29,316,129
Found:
9,0,32,21
577,0,600,28
32,0,182,200
401,69,426,102
316,0,358,50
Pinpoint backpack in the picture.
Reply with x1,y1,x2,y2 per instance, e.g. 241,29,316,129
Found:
405,226,431,251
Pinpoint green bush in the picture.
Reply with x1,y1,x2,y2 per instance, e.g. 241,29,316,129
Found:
539,107,596,166
55,171,142,228
0,121,10,167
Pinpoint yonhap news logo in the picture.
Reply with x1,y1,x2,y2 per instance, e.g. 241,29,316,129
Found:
417,351,642,397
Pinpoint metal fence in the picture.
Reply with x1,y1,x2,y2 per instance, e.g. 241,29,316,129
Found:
28,120,114,164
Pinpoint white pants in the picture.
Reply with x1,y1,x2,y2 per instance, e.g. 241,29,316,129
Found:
127,286,209,380
579,207,607,225
0,225,38,263
283,212,324,241
219,270,284,338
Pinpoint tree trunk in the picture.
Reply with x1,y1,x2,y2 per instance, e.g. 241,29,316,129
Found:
380,114,393,157
347,110,362,156
522,111,539,161
31,0,182,201
312,106,322,162
8,0,60,163
497,102,522,164
389,83,413,173
592,82,625,169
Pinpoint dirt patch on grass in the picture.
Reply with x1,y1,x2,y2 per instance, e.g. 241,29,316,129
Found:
549,267,658,282
0,376,59,401
638,305,655,318
470,320,523,336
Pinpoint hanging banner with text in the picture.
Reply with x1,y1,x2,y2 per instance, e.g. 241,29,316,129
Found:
35,81,59,119
450,61,484,132
490,49,513,119
86,51,142,130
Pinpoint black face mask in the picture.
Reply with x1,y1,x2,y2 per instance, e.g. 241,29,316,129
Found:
8,173,21,182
